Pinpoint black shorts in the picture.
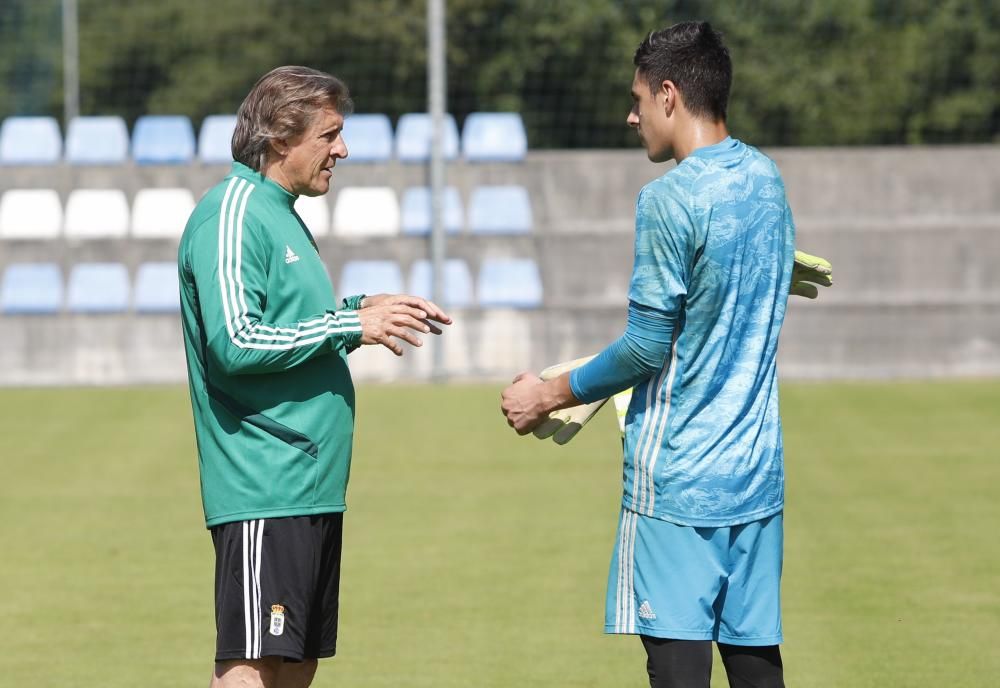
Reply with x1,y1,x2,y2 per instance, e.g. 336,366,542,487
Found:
211,513,344,662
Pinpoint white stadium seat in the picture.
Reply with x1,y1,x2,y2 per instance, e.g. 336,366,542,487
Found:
131,188,196,239
64,189,130,239
332,187,400,237
0,189,62,239
294,194,331,237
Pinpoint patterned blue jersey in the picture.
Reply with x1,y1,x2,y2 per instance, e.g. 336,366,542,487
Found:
623,137,794,527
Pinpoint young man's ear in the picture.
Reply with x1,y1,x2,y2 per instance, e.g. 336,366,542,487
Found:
660,80,678,116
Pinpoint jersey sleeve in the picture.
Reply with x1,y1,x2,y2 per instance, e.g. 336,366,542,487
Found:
627,181,696,315
183,214,362,376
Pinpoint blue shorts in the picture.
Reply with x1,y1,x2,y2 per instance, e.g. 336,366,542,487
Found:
605,508,783,646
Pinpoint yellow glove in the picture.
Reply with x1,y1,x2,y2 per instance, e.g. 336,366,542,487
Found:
532,355,611,445
791,250,833,299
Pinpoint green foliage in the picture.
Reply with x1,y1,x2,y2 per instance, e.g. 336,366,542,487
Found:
0,0,997,146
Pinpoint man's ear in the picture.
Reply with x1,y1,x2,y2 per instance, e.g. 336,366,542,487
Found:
270,138,289,158
660,80,678,117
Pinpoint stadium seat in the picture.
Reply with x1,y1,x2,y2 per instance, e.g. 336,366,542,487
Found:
395,113,459,163
134,262,180,313
1,263,63,314
294,194,331,237
338,260,404,299
131,115,196,164
468,185,533,234
477,258,543,308
407,259,474,308
332,187,400,237
198,114,237,164
0,116,61,164
400,186,464,235
0,189,62,240
131,188,196,238
342,114,393,163
64,189,130,239
65,116,129,164
461,112,528,162
67,263,130,313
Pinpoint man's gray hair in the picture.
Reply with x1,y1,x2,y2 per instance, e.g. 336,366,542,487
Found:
232,66,354,171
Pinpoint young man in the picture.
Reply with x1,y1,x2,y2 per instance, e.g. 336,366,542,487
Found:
179,66,451,688
501,22,792,688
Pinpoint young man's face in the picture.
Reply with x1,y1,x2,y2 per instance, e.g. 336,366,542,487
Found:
278,104,348,196
627,69,674,163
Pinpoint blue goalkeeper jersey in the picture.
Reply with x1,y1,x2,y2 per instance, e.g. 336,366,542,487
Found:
622,136,794,527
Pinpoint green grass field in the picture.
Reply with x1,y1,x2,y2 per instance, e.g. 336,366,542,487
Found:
2,382,998,687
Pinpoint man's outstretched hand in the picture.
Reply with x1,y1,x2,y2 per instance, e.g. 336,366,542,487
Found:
357,294,452,356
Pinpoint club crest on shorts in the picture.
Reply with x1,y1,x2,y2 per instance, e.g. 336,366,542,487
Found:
269,604,286,636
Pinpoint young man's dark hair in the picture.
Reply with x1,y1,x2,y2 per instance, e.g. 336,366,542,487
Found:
633,21,732,122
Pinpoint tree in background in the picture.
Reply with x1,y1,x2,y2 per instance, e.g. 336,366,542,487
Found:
0,0,996,147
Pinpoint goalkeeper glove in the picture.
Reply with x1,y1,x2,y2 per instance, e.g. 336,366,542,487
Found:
532,355,612,445
791,249,833,299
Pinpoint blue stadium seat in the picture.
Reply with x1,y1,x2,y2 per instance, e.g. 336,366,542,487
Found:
342,114,393,163
338,260,404,299
461,112,528,162
0,116,61,164
408,259,474,308
400,187,464,235
134,262,180,313
1,263,63,314
198,114,237,164
395,113,459,163
65,116,129,164
468,186,533,234
477,258,543,308
132,115,195,164
67,263,130,313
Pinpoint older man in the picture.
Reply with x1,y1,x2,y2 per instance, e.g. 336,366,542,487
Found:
178,66,450,688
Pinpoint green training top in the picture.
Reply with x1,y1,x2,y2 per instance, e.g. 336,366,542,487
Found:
179,162,364,528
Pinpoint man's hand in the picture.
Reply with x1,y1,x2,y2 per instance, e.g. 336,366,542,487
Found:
501,372,565,435
360,293,452,325
356,294,451,356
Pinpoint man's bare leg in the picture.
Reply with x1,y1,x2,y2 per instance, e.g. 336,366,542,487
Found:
277,659,318,688
210,658,281,688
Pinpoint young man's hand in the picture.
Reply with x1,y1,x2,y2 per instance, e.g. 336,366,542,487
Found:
501,372,550,434
501,372,579,435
